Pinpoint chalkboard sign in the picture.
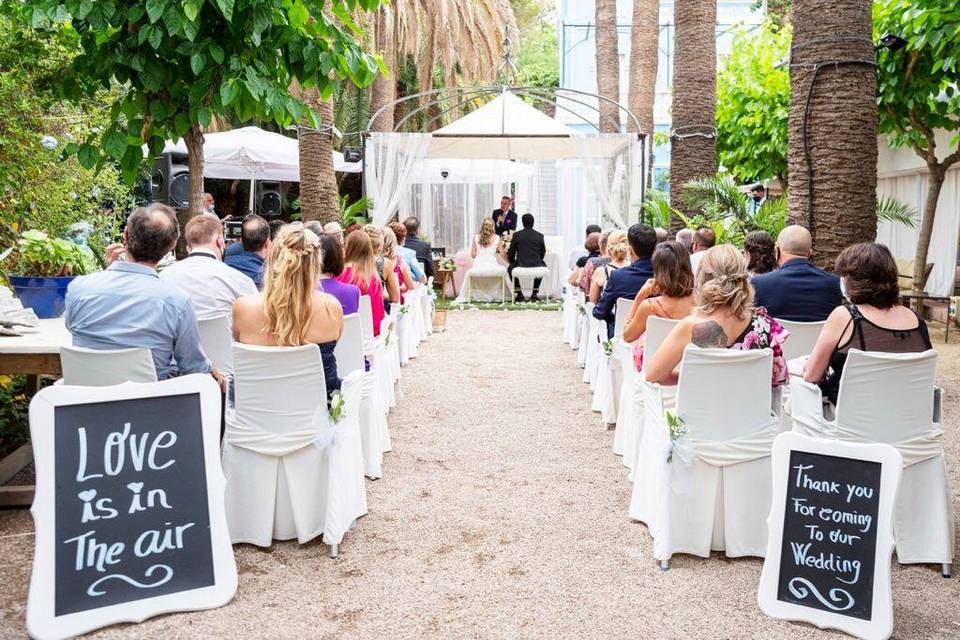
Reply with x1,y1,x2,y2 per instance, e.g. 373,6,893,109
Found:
758,432,901,640
27,374,237,640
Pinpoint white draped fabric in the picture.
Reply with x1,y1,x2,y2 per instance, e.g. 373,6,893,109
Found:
570,134,643,229
366,132,433,226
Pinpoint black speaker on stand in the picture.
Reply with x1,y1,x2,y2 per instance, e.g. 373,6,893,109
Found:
257,181,282,217
151,153,191,257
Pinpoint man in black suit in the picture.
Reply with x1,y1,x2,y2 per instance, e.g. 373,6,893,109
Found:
507,213,547,302
492,196,517,236
752,225,841,321
402,216,434,280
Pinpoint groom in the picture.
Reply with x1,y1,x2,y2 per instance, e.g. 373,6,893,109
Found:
507,214,547,302
491,196,517,236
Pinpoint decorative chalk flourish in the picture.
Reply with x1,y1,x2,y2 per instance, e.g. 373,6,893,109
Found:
787,577,854,612
86,564,174,597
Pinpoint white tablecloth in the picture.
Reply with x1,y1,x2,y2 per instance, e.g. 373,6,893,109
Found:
0,318,69,355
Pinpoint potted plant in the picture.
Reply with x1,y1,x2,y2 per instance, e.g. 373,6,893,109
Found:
5,230,95,318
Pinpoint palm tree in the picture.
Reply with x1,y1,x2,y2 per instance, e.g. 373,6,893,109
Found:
628,0,659,185
787,0,877,268
669,0,717,219
594,0,621,133
369,5,397,132
298,90,340,224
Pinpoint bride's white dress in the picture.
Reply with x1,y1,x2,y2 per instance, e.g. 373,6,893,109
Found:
458,235,508,302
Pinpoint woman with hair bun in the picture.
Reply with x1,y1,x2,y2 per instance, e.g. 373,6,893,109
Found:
644,244,789,387
744,230,776,276
233,223,344,397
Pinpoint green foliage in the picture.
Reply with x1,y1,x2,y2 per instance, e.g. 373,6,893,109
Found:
716,21,790,185
876,194,918,228
339,194,370,227
0,375,30,458
513,0,558,90
13,229,97,276
16,0,385,184
640,190,678,229
875,0,960,158
334,83,370,149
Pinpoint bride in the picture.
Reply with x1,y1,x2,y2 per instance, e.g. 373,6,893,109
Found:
460,218,508,302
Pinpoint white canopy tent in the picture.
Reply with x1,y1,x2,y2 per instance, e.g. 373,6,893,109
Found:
365,89,646,262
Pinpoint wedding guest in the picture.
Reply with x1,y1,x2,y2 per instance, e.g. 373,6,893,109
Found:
200,192,217,218
567,231,602,289
589,230,629,304
224,214,270,289
676,228,694,254
752,225,841,321
507,214,547,302
645,244,789,387
744,230,776,276
689,227,716,273
339,231,385,336
492,195,517,236
316,233,360,315
65,203,223,387
580,230,611,295
593,224,657,338
233,224,344,397
304,221,324,237
803,242,931,406
655,227,668,244
569,224,602,270
361,224,400,309
159,215,257,321
403,217,434,279
382,225,415,302
323,221,345,245
623,241,695,372
388,221,426,283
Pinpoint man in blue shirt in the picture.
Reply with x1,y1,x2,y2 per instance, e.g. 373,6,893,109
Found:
593,224,657,337
752,225,842,321
65,204,223,387
224,214,270,289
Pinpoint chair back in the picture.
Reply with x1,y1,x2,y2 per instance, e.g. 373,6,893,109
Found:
676,346,773,442
358,295,374,344
642,317,680,371
613,297,633,340
60,346,158,386
334,314,365,377
231,343,326,440
836,349,938,443
777,319,825,362
197,315,233,375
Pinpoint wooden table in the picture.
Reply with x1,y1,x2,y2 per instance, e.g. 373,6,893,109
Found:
899,291,952,342
0,318,69,506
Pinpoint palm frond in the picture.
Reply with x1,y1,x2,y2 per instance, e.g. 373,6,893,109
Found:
641,190,680,228
752,196,787,238
682,174,748,220
876,194,917,229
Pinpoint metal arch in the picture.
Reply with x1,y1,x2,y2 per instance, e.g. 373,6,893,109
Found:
417,90,504,133
366,86,502,134
401,89,501,133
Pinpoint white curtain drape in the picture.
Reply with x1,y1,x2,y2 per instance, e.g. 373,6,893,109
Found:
570,134,643,230
365,132,433,226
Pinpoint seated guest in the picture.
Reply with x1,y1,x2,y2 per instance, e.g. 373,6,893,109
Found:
388,221,426,283
569,224,602,270
233,224,344,397
362,224,400,308
688,227,716,273
304,221,324,237
507,214,547,302
65,203,222,387
623,241,695,372
338,231,386,336
316,233,360,315
752,225,841,321
159,215,258,320
224,214,271,289
402,217,434,279
654,227,668,244
803,242,931,406
381,226,413,303
676,228,694,254
567,231,602,289
645,244,789,387
323,221,345,245
580,230,611,295
589,230,629,304
744,230,776,276
592,224,657,338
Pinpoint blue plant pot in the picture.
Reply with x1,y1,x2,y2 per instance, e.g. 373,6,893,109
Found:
9,275,75,319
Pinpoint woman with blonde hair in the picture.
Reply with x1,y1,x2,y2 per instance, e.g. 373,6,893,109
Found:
644,244,789,387
589,229,629,303
337,230,385,336
461,218,507,301
362,223,400,308
233,223,344,396
382,225,415,302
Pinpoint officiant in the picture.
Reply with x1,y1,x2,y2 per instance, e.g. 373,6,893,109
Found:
492,196,517,236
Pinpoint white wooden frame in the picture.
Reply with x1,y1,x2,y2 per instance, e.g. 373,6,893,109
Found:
26,374,237,640
757,432,902,640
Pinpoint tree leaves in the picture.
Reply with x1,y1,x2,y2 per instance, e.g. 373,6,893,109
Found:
102,128,127,160
212,0,233,20
145,0,165,23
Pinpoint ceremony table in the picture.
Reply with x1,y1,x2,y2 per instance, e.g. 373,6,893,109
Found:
447,250,562,300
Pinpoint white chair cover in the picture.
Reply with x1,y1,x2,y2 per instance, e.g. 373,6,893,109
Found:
577,300,591,368
197,315,234,375
511,266,551,299
358,295,375,350
790,349,953,565
60,346,158,386
584,315,603,386
222,344,367,547
562,286,579,348
613,297,633,340
334,314,364,378
649,347,778,562
777,319,826,363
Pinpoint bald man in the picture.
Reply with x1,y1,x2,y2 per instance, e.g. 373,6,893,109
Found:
751,225,841,321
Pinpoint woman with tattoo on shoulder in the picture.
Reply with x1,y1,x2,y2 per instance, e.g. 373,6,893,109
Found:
644,244,790,387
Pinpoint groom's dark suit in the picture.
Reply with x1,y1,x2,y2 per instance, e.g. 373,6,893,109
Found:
507,226,547,300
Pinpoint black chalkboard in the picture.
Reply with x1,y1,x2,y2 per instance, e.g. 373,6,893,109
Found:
53,393,214,616
776,450,882,621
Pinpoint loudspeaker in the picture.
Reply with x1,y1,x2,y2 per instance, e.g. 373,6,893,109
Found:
257,181,282,217
151,153,190,208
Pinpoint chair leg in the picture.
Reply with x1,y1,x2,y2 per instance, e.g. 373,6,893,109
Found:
329,543,339,559
943,563,952,578
659,559,669,572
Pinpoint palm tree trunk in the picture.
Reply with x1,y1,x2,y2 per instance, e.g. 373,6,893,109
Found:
183,124,205,217
369,6,396,132
787,0,877,268
670,0,717,220
299,92,340,224
594,0,621,133
628,0,659,188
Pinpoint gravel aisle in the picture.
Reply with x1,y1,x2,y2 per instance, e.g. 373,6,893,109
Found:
1,310,958,638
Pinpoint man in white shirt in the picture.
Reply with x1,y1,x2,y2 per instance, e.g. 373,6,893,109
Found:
688,227,716,274
160,215,257,320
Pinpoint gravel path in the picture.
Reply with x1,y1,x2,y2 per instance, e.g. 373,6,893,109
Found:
1,310,958,638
